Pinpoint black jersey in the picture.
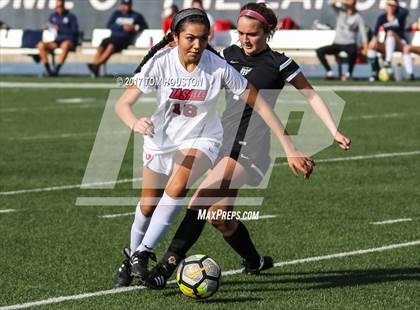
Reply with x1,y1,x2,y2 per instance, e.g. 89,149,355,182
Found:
220,45,301,159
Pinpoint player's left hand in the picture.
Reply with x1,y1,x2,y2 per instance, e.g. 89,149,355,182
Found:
335,132,351,150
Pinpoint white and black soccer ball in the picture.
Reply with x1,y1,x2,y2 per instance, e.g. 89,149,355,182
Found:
176,254,221,299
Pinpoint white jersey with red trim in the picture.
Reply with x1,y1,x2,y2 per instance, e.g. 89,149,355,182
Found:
134,46,248,154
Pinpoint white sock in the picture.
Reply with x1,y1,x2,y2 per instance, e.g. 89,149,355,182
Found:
367,49,377,59
385,36,396,63
130,202,151,256
403,54,413,75
137,192,184,252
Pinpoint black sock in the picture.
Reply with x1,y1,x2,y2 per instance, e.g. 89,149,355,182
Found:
223,221,260,269
370,57,379,76
163,209,206,268
54,64,62,74
44,63,52,75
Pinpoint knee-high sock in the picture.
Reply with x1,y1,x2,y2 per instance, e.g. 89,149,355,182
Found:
385,36,396,63
223,221,260,268
404,54,413,75
166,209,206,258
137,192,184,252
367,49,379,75
130,202,151,256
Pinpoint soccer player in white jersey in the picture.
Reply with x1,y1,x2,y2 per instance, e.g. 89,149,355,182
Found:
144,3,351,289
113,8,314,287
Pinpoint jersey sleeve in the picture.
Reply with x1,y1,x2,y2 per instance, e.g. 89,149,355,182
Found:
133,56,160,94
222,62,248,96
278,56,301,83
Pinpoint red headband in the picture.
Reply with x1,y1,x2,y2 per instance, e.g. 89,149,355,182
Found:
239,9,269,26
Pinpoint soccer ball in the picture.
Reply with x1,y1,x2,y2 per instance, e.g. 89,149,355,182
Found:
378,66,394,82
176,254,221,299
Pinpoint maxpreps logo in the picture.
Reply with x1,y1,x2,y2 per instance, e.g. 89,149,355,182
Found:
169,88,208,101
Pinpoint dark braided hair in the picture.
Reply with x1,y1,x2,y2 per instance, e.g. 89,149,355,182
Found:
134,8,219,74
240,2,278,38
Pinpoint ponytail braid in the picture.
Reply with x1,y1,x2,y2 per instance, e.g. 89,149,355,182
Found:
134,33,174,73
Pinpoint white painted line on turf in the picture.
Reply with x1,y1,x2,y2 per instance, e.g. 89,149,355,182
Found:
0,209,17,214
242,214,277,221
273,150,420,167
56,98,97,104
6,111,418,140
98,212,277,220
79,197,265,207
1,82,419,92
311,85,420,93
2,240,419,310
98,212,135,218
1,150,419,197
8,130,129,141
371,218,413,225
0,178,142,196
0,82,120,89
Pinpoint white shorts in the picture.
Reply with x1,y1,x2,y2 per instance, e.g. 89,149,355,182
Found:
143,139,221,176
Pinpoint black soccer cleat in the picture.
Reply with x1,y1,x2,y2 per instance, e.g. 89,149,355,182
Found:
130,250,157,280
87,63,100,78
144,253,182,289
242,255,274,275
113,247,133,287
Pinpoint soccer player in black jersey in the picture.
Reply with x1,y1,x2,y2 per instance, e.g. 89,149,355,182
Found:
141,2,351,289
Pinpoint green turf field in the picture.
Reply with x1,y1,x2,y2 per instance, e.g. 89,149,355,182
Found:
0,78,419,309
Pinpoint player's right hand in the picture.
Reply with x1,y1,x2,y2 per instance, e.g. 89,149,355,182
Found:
132,117,155,137
286,150,315,179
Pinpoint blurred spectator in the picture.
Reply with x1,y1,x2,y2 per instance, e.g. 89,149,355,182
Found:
367,0,412,80
278,17,299,30
162,4,178,35
316,0,368,80
0,21,11,30
37,0,79,76
191,0,215,42
87,0,148,77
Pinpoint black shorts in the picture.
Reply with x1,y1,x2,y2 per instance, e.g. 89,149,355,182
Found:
100,36,131,52
217,141,270,187
54,38,76,51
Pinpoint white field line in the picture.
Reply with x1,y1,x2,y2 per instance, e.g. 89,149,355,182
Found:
1,240,419,310
1,97,156,114
371,218,413,225
243,214,277,221
98,212,277,220
5,111,417,141
1,150,419,197
1,82,420,92
0,178,142,196
98,212,135,218
273,150,420,167
0,209,17,214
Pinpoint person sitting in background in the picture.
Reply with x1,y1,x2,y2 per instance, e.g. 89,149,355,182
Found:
316,0,368,81
37,0,79,77
87,0,148,77
367,0,413,81
0,21,11,30
162,4,179,35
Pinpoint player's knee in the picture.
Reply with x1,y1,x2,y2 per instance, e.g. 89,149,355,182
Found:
386,30,395,37
140,204,155,217
37,42,46,50
165,183,188,198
